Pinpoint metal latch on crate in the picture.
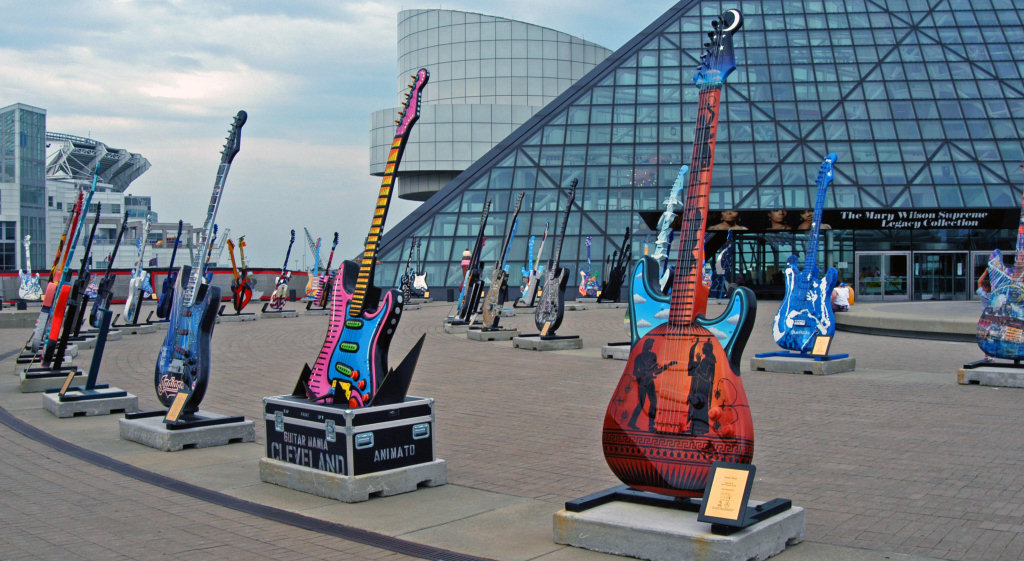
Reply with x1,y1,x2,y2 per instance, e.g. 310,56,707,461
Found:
274,411,284,432
354,432,374,449
325,419,336,443
412,423,430,440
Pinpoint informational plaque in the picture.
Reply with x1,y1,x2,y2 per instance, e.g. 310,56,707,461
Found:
698,461,756,527
164,389,191,423
811,334,832,357
58,370,78,397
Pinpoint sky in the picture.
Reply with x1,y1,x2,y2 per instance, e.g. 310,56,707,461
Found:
0,0,677,268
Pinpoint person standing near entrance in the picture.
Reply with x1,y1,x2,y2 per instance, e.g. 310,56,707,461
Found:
832,282,854,312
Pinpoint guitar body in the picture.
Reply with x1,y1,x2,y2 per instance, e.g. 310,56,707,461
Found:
230,273,253,313
977,250,1024,359
534,267,569,334
19,272,42,300
600,268,627,303
521,274,541,307
413,272,428,296
463,276,484,322
156,270,179,319
154,264,218,413
772,255,838,352
628,256,753,355
306,261,355,400
481,269,508,328
270,273,291,310
602,321,754,497
306,259,403,407
124,273,147,323
90,275,116,328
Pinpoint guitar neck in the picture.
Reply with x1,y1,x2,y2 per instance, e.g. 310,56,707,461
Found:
803,176,831,270
349,133,410,316
669,86,723,326
184,160,232,307
166,221,183,273
551,196,573,271
1017,167,1024,270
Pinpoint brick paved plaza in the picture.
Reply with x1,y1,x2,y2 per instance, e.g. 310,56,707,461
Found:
0,299,1021,560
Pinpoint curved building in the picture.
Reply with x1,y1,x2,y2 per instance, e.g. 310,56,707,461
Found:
370,9,611,201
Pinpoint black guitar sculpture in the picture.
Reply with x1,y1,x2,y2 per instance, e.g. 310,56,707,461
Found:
90,211,129,328
534,179,577,336
314,232,339,309
154,110,246,415
598,227,631,303
399,235,417,305
156,220,184,319
454,202,491,323
269,230,296,311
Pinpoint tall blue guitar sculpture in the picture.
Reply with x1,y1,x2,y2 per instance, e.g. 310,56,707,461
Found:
154,110,246,414
771,153,839,354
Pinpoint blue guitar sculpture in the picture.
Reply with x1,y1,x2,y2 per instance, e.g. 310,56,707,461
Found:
154,110,246,413
771,153,839,353
977,163,1024,359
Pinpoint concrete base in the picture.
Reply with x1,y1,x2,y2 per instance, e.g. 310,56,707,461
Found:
121,323,157,335
575,297,599,303
261,309,298,319
501,307,515,317
71,336,98,350
42,389,138,418
467,327,518,341
20,369,84,393
566,303,589,311
17,343,78,363
595,301,628,309
958,365,1024,388
443,321,470,334
750,355,856,375
554,500,805,561
259,456,447,503
602,342,631,360
219,313,258,322
404,304,422,311
409,297,432,304
513,334,583,351
119,412,255,451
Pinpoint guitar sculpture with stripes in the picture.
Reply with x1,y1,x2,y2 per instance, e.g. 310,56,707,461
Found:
303,69,428,408
579,236,599,298
519,222,547,307
156,220,184,319
603,10,754,497
303,228,321,299
18,235,42,300
270,230,296,310
978,162,1024,359
534,179,577,336
154,110,246,413
772,153,840,353
123,215,153,324
90,211,130,328
482,192,524,328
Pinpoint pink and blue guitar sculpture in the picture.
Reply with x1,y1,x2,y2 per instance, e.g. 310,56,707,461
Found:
770,153,839,354
977,163,1024,360
627,164,754,357
303,69,429,408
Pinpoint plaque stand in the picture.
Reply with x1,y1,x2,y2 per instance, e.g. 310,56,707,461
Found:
218,304,258,322
120,409,254,451
260,302,297,318
467,325,518,341
513,333,583,351
959,357,1024,387
42,307,138,417
554,485,804,561
112,310,158,334
305,299,329,315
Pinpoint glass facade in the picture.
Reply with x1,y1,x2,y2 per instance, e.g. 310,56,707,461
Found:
375,0,1023,300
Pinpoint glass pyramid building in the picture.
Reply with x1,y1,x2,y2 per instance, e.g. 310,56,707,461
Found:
374,0,1024,300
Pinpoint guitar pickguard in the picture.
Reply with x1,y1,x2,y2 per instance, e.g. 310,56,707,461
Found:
977,250,1024,359
772,256,838,353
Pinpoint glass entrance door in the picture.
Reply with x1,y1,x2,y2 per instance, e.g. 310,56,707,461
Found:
913,252,968,301
856,252,910,301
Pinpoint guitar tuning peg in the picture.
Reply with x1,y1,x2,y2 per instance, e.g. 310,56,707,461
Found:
708,31,716,39
712,19,720,29
394,119,401,125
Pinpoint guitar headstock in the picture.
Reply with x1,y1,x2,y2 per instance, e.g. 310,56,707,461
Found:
694,9,743,87
514,191,525,213
586,236,592,248
481,200,492,223
817,152,839,188
332,232,339,249
221,110,247,165
668,165,689,206
395,68,430,138
566,178,578,205
289,229,296,244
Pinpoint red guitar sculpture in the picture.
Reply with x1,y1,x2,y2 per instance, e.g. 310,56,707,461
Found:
603,9,753,498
